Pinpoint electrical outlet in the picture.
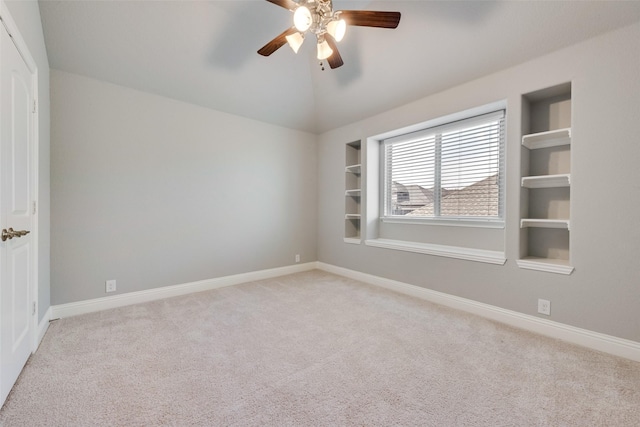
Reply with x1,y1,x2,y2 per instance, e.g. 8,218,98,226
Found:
538,299,551,316
105,280,117,293
295,254,300,263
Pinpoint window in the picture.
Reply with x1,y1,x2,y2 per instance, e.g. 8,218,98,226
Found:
382,110,505,224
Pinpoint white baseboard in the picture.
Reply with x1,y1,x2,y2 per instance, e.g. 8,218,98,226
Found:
317,262,640,363
51,262,317,319
48,260,640,362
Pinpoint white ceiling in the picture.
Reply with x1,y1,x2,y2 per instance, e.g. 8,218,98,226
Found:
39,0,640,134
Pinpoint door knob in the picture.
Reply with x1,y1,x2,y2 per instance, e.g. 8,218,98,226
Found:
1,228,30,241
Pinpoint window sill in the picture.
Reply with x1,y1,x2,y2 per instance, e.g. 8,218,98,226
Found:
381,217,505,229
365,238,506,265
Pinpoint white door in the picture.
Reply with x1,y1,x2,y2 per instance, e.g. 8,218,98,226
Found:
0,22,34,405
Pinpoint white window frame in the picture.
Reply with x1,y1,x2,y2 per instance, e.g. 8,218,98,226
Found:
381,110,506,228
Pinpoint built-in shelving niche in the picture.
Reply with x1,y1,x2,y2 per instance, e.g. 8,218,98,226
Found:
518,82,574,275
344,140,362,243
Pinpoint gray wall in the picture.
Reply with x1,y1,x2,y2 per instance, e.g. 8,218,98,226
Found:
4,0,51,323
51,70,317,304
318,22,640,342
39,11,640,346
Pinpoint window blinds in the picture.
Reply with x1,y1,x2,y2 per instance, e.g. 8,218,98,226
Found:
383,110,505,220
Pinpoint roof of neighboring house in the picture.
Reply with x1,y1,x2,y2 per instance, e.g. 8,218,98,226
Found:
392,182,435,207
406,174,499,217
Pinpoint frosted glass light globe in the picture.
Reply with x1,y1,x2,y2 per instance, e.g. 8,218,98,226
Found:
286,32,304,53
294,6,312,32
327,19,346,42
317,40,333,60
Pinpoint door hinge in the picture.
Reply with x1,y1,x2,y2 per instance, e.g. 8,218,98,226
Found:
32,200,37,215
33,99,37,114
32,302,36,315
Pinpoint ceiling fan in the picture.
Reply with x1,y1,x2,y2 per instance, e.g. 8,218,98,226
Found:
258,0,401,70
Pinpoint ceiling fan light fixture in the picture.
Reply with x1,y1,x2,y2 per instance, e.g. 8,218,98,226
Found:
259,0,402,70
285,32,304,53
293,6,312,32
317,39,333,60
327,18,346,42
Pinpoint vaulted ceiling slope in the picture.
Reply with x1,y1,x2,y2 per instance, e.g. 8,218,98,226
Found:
38,0,640,134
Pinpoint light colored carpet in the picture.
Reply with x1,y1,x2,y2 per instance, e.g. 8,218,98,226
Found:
1,270,639,426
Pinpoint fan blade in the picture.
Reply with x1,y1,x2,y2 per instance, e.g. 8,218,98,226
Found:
324,34,344,69
266,0,299,12
339,10,401,29
258,27,298,56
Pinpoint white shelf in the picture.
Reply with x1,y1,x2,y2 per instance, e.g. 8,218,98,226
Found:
520,218,570,230
520,87,572,271
521,173,570,188
345,164,361,175
522,128,571,150
517,257,574,275
344,141,362,241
